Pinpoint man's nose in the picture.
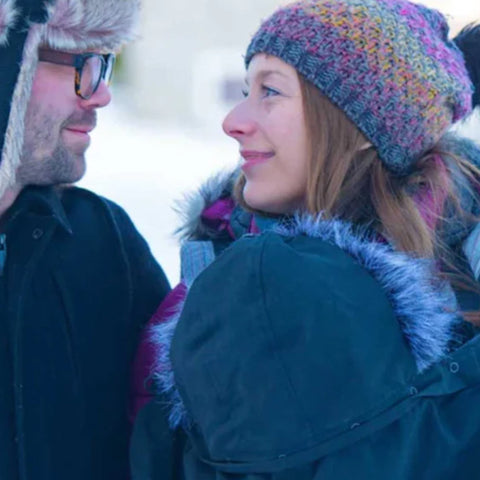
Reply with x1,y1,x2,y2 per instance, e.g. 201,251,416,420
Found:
80,80,112,109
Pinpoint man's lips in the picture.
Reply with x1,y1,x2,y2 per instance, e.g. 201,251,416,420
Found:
63,125,95,145
64,125,95,134
241,150,275,169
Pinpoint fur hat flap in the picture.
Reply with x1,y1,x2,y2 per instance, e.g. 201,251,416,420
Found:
42,0,141,52
0,0,19,45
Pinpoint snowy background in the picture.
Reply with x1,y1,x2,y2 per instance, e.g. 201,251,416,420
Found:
78,97,238,285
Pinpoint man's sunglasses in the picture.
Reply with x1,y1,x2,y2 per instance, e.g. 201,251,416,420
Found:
38,48,116,100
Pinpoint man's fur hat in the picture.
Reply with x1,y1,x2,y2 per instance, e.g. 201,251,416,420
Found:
0,0,140,198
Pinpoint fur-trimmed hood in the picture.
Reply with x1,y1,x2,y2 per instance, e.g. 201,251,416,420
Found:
0,0,140,199
151,167,470,433
151,209,470,470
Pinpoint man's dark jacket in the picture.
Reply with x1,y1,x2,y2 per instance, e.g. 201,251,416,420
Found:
0,185,170,480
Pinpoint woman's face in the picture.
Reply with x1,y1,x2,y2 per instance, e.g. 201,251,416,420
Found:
222,54,309,214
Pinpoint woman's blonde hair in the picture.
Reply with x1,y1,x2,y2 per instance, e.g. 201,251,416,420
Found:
234,74,480,320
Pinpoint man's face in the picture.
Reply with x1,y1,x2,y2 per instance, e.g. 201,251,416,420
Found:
16,52,112,188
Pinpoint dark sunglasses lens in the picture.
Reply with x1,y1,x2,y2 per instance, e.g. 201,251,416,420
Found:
80,56,103,99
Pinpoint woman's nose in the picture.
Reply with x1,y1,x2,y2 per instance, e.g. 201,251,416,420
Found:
222,101,256,140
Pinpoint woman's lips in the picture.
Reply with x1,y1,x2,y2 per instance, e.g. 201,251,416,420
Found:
241,150,275,170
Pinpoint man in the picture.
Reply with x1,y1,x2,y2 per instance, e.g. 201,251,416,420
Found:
0,1,170,479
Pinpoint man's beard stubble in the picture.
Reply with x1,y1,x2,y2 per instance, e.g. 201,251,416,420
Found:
17,108,96,188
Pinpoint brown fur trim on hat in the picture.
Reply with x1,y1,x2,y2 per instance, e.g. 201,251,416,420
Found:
0,22,44,195
42,0,141,53
0,0,18,46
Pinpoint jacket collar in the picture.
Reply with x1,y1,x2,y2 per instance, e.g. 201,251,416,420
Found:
5,185,72,234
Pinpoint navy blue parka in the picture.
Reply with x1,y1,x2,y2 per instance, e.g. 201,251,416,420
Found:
132,149,480,479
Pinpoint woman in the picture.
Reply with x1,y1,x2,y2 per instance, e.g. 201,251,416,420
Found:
131,1,480,478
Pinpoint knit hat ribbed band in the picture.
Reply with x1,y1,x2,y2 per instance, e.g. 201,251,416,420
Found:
245,0,474,175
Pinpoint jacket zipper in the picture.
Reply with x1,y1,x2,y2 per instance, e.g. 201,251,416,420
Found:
0,233,6,276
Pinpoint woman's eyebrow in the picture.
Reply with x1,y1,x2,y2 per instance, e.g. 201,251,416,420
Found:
245,69,290,85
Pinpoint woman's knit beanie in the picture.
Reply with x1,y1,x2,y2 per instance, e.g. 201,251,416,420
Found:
245,0,477,176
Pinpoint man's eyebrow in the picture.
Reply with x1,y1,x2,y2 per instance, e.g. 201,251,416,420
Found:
244,69,289,85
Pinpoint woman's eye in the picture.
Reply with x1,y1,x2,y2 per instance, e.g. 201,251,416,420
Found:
241,85,280,99
261,85,280,98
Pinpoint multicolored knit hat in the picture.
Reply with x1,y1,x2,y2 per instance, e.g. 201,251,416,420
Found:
245,0,474,176
0,0,140,198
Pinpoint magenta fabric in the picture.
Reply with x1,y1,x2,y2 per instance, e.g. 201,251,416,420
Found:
129,283,187,423
201,197,237,239
413,154,449,232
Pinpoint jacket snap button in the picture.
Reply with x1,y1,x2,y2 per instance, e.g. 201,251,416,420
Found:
32,228,44,239
449,362,460,374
